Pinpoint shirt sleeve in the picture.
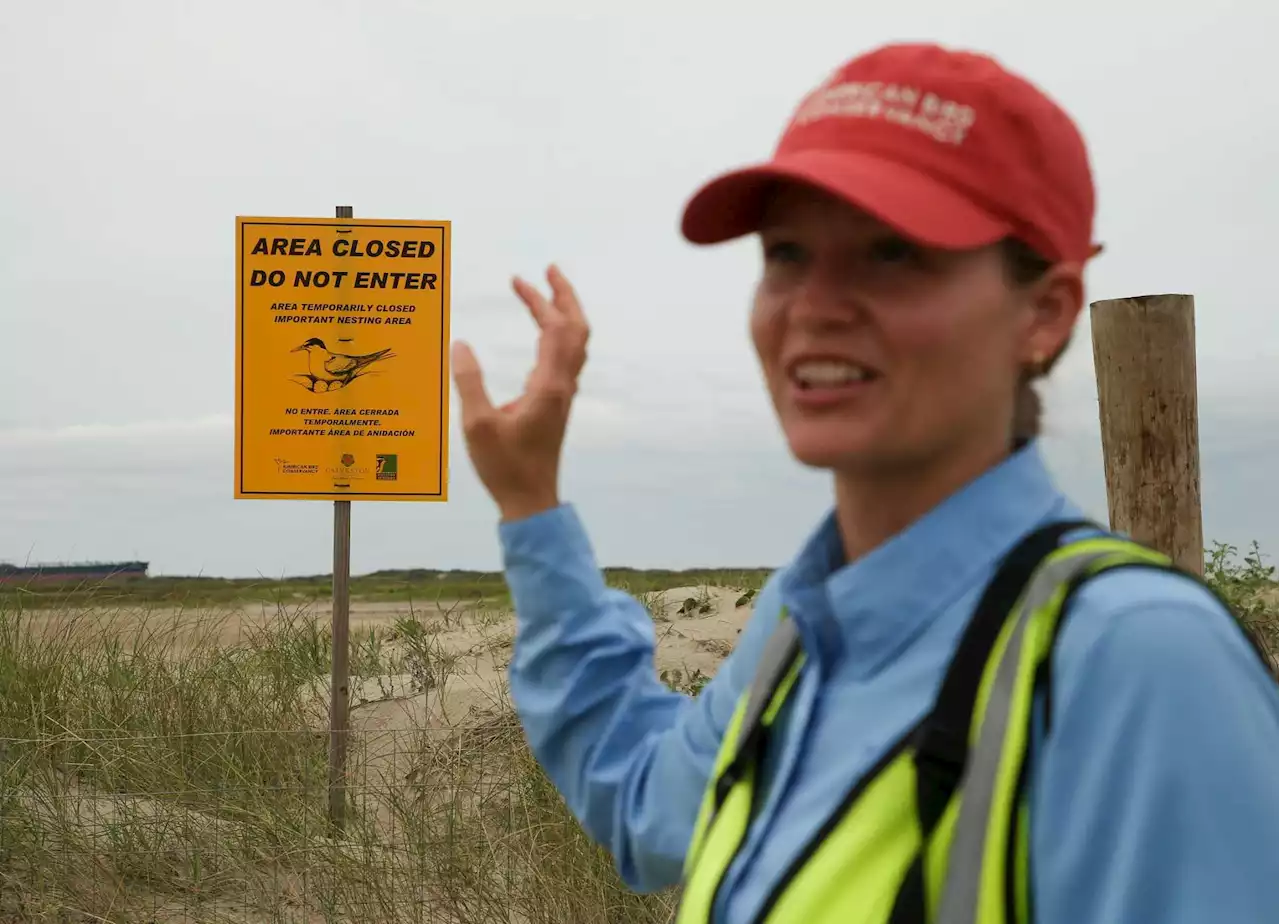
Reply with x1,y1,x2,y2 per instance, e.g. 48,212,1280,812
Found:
500,503,780,892
1031,568,1279,924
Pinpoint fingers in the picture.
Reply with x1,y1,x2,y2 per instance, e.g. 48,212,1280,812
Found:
451,341,498,438
546,264,588,329
512,276,557,329
504,265,591,407
512,265,590,332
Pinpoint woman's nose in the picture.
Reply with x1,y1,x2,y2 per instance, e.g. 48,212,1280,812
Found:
787,269,866,330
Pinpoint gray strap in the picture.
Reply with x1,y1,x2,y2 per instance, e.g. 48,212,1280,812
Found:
934,549,1114,924
734,615,802,755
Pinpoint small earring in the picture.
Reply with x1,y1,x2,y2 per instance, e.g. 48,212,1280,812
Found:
1028,351,1046,374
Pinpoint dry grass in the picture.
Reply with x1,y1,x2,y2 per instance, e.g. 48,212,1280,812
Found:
0,599,683,923
0,545,1271,922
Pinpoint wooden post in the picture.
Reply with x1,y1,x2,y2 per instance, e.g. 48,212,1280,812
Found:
328,204,355,831
1089,294,1203,575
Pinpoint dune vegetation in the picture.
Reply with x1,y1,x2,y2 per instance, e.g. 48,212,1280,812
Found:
0,544,1271,922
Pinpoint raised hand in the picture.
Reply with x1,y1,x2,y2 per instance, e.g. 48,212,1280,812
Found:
451,265,589,522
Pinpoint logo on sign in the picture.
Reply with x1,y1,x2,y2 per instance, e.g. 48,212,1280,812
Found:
273,458,319,475
376,454,398,481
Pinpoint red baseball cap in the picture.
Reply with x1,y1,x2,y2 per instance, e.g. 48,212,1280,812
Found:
680,43,1100,264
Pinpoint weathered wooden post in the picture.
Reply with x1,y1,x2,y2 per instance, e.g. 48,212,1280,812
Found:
1089,293,1203,575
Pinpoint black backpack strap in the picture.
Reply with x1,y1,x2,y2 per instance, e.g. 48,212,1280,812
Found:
888,517,1097,923
913,518,1098,830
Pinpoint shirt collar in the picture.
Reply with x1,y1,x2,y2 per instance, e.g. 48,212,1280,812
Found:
779,440,1075,678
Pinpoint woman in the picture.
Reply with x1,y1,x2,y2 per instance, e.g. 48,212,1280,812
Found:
450,42,1278,923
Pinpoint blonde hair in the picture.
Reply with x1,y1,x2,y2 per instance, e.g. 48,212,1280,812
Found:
1002,238,1066,442
1013,377,1044,442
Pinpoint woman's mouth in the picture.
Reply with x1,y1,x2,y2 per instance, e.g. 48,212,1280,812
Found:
787,359,882,409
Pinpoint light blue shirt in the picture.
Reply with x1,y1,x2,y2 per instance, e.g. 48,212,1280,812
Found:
500,442,1278,923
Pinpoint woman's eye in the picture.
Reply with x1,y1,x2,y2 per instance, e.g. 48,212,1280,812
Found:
764,240,805,265
867,236,921,265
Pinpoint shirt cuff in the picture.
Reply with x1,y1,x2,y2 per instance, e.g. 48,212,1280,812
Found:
499,503,611,623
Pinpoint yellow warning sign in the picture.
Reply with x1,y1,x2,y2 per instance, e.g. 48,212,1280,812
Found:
234,216,451,502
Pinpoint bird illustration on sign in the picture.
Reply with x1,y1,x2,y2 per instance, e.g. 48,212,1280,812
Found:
290,338,395,393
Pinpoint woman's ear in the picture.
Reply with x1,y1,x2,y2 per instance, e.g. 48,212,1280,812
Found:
1020,262,1085,367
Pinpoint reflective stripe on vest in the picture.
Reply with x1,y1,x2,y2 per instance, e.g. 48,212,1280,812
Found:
676,534,1174,924
682,614,805,914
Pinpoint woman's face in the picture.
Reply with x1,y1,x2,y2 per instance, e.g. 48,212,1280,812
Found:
750,183,1079,475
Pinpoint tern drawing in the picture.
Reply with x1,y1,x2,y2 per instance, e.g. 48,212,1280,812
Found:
290,338,395,393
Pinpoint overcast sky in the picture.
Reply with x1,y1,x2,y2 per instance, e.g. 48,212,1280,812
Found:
3,1,1276,578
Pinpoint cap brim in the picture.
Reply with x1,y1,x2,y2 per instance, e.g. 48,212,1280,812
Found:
680,149,1012,250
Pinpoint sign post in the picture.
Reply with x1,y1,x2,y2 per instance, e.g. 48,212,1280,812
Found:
329,204,354,832
234,206,452,831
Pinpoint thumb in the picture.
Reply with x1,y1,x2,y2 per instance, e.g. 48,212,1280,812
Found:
451,341,497,433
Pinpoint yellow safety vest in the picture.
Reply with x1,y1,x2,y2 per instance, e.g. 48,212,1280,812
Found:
675,521,1248,924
